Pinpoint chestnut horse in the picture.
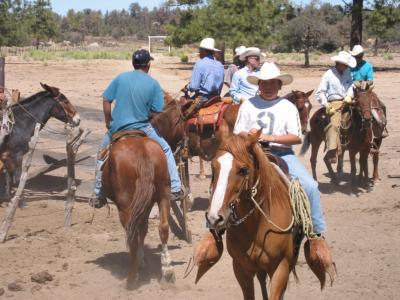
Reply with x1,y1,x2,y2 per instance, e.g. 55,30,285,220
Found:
197,90,314,179
206,133,319,300
301,85,381,187
102,133,175,289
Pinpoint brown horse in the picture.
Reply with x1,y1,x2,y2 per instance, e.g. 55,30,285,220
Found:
102,133,175,289
301,85,381,187
197,90,314,179
285,90,314,134
205,132,320,300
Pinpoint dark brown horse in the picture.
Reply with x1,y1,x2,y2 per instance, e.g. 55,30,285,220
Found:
197,90,314,179
301,86,380,187
205,132,321,299
102,133,175,289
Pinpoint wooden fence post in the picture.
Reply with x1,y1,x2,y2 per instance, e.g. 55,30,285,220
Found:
64,126,91,227
0,123,41,243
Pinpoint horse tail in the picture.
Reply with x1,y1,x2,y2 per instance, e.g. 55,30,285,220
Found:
125,157,155,246
300,131,311,156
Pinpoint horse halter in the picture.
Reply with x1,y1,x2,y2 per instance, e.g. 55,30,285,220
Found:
50,92,78,124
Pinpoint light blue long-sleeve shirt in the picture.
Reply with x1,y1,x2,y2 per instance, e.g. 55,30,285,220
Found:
230,66,260,103
188,55,224,97
315,67,354,107
351,60,374,81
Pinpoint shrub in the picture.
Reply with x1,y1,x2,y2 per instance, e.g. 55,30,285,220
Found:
180,55,189,63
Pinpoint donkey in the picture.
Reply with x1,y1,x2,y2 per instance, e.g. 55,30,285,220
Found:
0,83,80,201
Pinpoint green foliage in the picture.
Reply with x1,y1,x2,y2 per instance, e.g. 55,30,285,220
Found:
180,54,189,62
167,0,293,49
23,48,132,61
31,0,56,45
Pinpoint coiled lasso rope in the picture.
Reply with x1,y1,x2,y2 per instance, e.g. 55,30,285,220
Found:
289,179,315,239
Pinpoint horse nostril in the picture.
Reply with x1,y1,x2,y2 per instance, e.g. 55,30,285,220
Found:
217,215,224,225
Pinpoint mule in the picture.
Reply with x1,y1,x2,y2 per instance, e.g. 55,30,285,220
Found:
206,132,321,300
102,132,175,289
0,83,80,201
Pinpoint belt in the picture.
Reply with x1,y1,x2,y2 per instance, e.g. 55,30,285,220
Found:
259,142,292,154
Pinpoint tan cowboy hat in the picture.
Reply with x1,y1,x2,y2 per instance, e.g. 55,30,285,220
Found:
350,45,364,56
239,47,266,61
331,51,357,68
247,62,293,86
234,45,246,57
199,38,220,52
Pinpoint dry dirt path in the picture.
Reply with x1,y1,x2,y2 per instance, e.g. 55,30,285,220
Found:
0,55,399,299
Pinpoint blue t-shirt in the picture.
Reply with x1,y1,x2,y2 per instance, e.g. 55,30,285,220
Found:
351,61,374,81
103,70,164,134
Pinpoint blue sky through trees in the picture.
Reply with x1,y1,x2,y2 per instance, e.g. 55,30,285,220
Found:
51,0,344,15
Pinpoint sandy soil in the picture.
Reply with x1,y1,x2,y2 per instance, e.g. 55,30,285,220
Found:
0,54,399,300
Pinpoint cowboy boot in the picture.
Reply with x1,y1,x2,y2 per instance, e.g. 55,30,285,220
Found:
89,159,107,208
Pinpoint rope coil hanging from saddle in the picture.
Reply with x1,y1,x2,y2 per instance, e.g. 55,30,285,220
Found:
289,179,315,239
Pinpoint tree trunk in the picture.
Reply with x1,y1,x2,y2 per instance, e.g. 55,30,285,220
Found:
350,0,363,49
36,37,39,50
304,48,310,68
374,37,378,56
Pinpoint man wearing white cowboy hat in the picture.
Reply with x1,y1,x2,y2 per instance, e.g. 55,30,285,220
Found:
350,45,388,138
350,45,374,83
230,47,266,104
224,45,246,88
315,51,355,163
234,62,328,240
188,37,224,101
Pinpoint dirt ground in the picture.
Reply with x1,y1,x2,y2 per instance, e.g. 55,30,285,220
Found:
0,54,399,300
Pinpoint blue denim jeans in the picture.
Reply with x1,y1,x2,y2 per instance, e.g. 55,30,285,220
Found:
94,125,181,197
272,149,327,234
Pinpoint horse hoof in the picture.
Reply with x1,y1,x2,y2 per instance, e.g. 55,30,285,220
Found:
161,267,176,285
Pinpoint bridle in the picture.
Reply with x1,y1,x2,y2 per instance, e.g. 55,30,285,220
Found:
12,91,77,134
208,151,294,233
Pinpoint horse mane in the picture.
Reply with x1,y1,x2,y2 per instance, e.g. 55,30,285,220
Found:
219,135,289,206
12,91,50,107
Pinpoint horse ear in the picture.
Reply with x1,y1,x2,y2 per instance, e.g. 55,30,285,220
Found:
40,83,59,96
244,129,262,148
305,89,314,98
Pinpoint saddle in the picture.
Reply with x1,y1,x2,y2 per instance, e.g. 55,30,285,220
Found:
186,98,231,136
98,130,146,162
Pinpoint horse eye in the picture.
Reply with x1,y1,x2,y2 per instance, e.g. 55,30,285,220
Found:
238,167,249,177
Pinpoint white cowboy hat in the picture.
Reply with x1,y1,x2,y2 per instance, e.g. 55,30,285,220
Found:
199,38,220,52
350,45,364,56
331,51,357,68
234,46,246,57
239,47,266,61
247,62,293,86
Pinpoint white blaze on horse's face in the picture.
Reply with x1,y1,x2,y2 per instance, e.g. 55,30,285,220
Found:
208,152,233,227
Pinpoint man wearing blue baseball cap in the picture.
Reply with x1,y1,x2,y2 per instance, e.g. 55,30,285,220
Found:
91,49,184,208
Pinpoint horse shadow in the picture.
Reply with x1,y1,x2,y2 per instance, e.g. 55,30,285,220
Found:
87,245,184,286
318,172,371,196
191,197,209,212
